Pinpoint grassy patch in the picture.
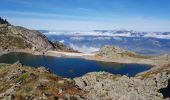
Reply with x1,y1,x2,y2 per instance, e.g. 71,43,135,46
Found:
14,73,30,83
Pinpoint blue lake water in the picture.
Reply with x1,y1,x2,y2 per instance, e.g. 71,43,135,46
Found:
0,52,151,78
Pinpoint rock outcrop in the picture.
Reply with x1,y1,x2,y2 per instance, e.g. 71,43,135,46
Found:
96,45,148,59
52,41,78,52
74,70,170,100
0,24,53,51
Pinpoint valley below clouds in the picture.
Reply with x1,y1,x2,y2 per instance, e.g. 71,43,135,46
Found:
42,30,170,55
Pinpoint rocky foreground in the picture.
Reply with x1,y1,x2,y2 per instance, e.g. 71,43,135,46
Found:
0,62,170,100
74,66,170,100
0,62,86,100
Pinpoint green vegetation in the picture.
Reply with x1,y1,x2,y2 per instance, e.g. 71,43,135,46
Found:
14,73,30,83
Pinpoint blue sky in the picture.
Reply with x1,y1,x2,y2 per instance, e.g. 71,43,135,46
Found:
0,0,170,31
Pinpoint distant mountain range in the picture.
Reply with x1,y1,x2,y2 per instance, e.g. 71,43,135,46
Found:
40,30,170,55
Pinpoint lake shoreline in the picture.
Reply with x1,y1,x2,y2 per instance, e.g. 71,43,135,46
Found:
1,49,170,76
34,50,170,76
45,50,169,66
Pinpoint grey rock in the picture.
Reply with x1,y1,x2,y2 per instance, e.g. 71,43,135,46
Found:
63,94,83,100
58,88,63,94
37,66,49,73
74,71,170,100
96,45,138,58
8,25,53,51
0,85,16,99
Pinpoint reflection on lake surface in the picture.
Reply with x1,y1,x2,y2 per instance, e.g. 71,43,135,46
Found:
0,52,151,78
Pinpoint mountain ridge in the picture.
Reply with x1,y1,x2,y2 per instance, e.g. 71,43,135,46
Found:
0,17,75,53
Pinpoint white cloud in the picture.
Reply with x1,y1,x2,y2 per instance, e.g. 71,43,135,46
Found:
144,33,170,39
70,37,85,40
44,30,170,40
69,43,99,53
45,31,132,37
59,40,65,43
92,37,112,40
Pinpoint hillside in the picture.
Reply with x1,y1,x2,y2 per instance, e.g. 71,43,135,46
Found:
0,62,86,99
0,17,74,52
96,45,149,59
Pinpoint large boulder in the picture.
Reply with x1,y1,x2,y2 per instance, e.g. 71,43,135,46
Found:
74,71,170,100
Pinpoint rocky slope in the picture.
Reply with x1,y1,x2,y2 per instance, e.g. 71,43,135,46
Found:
0,24,53,51
93,45,170,66
96,45,149,59
0,17,75,53
0,62,86,100
74,64,170,100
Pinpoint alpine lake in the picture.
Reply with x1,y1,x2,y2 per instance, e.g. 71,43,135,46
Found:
0,52,151,78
